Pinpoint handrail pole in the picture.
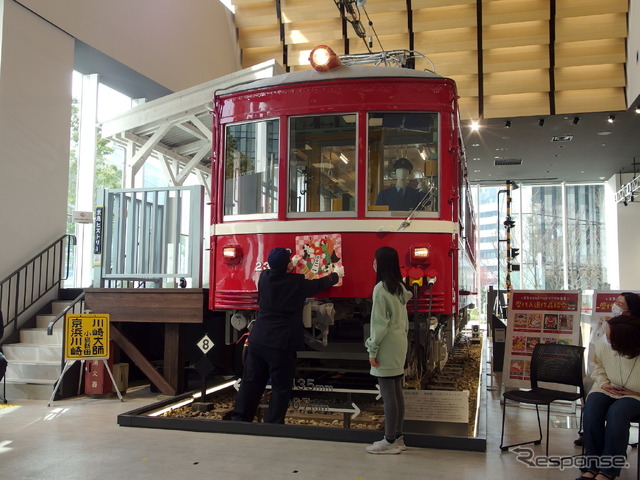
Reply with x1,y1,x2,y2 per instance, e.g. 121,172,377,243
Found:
47,291,85,335
0,234,76,337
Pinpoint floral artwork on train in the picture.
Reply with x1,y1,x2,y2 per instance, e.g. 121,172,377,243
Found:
295,234,343,286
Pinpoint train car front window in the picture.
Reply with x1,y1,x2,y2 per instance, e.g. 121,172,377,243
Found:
224,119,279,217
367,112,439,215
289,114,357,216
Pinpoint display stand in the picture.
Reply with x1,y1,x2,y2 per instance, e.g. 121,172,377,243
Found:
503,290,581,391
48,358,123,407
48,313,120,406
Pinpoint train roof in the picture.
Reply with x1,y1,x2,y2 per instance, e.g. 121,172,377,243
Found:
217,65,447,96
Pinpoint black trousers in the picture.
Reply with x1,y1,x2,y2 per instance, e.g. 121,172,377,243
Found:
231,343,296,424
0,352,6,382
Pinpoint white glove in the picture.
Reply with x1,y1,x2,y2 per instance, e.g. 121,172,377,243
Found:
332,265,345,278
291,254,302,267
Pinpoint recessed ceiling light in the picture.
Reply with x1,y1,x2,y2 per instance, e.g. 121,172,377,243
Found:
599,177,605,180
472,143,480,147
472,157,481,161
597,131,612,136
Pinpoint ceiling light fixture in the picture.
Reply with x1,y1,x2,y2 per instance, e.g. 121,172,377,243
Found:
538,119,545,127
608,115,615,123
339,153,349,164
572,117,580,125
470,121,480,132
635,105,640,114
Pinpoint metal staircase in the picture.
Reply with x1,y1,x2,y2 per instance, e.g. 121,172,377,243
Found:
3,300,71,399
0,235,77,401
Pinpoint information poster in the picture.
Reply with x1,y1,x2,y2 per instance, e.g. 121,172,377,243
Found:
64,314,110,360
503,290,581,390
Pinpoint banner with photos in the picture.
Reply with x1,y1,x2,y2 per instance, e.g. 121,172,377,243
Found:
503,290,581,390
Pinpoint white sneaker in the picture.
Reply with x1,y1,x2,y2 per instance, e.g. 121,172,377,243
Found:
365,438,402,454
396,435,407,451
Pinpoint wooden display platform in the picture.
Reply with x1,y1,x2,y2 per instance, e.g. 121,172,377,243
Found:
84,288,210,396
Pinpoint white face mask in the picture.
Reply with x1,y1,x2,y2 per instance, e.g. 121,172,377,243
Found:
395,168,410,181
611,304,624,317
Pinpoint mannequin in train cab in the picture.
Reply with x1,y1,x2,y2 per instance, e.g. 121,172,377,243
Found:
375,157,429,211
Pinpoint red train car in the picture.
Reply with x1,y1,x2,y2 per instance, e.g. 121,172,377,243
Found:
209,47,476,386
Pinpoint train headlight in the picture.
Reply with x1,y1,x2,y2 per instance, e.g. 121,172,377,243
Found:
222,245,242,265
410,246,430,263
309,45,342,72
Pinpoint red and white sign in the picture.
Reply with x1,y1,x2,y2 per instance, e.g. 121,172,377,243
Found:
503,290,581,389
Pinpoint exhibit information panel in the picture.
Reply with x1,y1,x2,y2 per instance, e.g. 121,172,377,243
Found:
503,290,581,390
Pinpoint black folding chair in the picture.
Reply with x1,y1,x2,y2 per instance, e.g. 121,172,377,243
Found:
500,343,585,457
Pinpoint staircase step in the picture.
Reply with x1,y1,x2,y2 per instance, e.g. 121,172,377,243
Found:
20,328,63,345
36,314,63,330
51,300,73,314
5,360,62,382
3,380,57,401
2,343,62,362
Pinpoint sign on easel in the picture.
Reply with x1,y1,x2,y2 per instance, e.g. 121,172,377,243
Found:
49,314,123,406
503,290,581,390
65,314,110,360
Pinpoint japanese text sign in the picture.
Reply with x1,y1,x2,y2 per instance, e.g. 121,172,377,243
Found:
64,314,110,360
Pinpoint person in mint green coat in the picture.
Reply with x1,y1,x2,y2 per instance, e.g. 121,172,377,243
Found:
364,246,412,454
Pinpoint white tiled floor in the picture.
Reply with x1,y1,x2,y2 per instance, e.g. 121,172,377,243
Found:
1,378,637,479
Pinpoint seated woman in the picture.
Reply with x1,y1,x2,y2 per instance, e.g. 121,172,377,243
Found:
577,314,640,480
576,293,640,446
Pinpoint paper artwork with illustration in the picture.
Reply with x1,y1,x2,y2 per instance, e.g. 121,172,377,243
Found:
294,234,343,286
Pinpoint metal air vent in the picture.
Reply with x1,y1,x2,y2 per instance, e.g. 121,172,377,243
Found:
494,158,523,166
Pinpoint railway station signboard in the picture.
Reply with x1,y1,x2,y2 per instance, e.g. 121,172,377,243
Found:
64,314,110,360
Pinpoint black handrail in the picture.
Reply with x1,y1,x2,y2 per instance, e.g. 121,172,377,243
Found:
47,291,85,335
0,234,76,341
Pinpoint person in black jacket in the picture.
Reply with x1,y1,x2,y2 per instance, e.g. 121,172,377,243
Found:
231,247,344,423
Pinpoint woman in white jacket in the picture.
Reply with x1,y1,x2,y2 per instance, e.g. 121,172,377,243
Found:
578,315,640,480
364,246,412,454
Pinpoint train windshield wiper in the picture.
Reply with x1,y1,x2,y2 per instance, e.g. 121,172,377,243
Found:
398,185,435,231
